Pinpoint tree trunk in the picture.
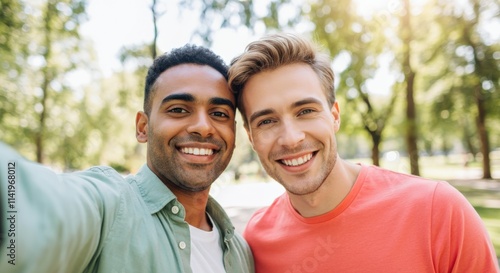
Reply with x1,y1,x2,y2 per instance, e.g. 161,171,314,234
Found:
401,0,420,175
35,82,49,163
464,0,492,179
36,1,55,163
405,73,420,175
150,0,159,59
462,118,477,158
474,85,492,178
371,132,381,166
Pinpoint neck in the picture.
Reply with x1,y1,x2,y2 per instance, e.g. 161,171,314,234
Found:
168,185,213,231
288,159,361,218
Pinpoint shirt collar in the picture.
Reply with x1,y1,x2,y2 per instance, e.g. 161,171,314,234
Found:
206,196,236,240
131,164,236,238
133,164,176,214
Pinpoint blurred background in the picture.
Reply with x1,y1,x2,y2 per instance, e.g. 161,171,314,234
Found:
1,0,499,257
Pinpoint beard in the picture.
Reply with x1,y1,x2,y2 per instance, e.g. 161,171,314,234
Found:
148,131,232,192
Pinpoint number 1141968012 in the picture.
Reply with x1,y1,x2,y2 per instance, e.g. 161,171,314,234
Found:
6,161,17,265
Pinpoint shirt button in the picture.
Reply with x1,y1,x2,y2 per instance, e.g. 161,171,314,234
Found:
179,241,187,249
171,206,179,214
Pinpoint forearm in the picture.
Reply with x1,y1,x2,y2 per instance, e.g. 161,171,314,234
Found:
0,143,115,272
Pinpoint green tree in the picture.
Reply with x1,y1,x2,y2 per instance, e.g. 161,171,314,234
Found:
309,0,399,166
0,0,97,169
31,0,89,163
459,0,499,178
0,0,28,144
149,0,165,59
420,0,499,178
179,0,298,45
399,0,420,175
0,0,25,74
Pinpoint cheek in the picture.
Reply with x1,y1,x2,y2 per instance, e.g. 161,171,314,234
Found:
250,130,276,153
316,120,337,146
312,116,336,132
219,123,236,146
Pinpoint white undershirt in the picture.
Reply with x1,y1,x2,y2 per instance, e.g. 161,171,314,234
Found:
189,214,226,273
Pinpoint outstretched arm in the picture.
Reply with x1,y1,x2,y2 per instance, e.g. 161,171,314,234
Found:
0,142,124,272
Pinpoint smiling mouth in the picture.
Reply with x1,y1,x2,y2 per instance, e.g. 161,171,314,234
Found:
280,153,314,167
180,147,215,156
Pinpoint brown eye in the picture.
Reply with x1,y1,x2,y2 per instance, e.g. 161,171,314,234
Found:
211,112,229,118
168,108,188,113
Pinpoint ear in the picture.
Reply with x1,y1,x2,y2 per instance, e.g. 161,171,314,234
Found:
136,111,148,143
331,102,341,132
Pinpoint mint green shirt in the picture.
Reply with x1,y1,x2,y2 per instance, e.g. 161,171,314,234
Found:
0,142,254,272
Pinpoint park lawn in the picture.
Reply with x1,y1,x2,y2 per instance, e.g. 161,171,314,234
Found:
473,206,500,256
448,184,500,257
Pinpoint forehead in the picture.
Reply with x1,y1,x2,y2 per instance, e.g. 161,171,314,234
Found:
242,63,327,111
152,64,233,105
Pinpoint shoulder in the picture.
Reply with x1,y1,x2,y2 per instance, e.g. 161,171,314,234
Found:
87,165,126,179
60,166,132,203
74,165,127,184
362,165,443,194
428,183,498,271
430,180,477,217
244,193,289,235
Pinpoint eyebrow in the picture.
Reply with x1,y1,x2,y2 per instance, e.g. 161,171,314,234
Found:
161,93,194,105
210,97,235,110
292,97,323,108
248,97,323,124
160,93,235,110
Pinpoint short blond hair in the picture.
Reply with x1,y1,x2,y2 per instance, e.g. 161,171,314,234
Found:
228,33,335,125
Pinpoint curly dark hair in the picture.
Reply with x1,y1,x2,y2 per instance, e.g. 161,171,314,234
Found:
143,44,229,115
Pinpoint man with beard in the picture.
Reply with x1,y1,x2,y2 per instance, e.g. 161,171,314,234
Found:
0,45,254,273
228,33,498,272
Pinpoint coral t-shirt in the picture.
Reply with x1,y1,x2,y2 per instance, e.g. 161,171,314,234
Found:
243,165,499,273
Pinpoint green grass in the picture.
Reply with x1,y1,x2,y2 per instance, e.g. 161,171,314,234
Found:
473,206,500,256
357,152,500,181
452,184,500,257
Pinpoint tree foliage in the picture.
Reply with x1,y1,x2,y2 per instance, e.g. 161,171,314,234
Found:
309,0,402,166
179,0,299,45
306,0,499,177
0,0,498,178
417,0,500,178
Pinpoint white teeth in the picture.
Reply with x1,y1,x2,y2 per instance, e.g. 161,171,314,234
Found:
282,153,312,166
181,147,214,156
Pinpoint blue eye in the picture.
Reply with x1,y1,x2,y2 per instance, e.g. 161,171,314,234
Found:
299,109,314,115
258,119,273,126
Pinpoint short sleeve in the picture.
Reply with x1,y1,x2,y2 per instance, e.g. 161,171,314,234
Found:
430,181,499,272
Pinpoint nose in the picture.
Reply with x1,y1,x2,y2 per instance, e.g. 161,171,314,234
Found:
277,119,305,148
187,112,215,137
